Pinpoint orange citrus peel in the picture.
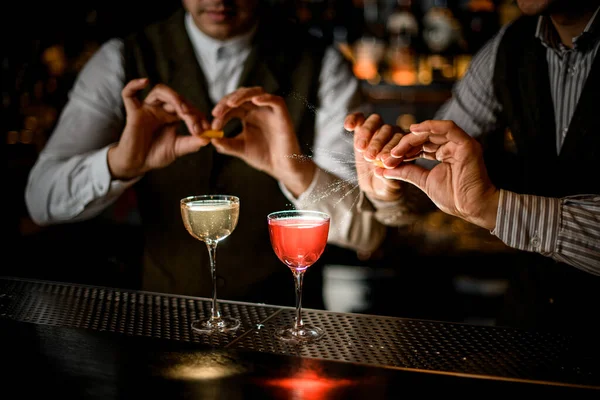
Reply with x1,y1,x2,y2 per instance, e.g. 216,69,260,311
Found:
372,159,385,168
201,129,224,138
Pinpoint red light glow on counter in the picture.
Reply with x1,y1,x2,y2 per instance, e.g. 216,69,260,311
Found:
260,369,356,400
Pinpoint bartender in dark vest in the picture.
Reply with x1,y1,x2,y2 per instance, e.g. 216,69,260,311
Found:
24,0,386,307
345,0,600,334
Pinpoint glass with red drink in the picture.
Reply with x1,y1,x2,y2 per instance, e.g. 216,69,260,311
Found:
267,210,330,342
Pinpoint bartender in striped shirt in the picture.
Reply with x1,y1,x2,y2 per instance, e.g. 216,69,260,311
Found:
347,0,600,334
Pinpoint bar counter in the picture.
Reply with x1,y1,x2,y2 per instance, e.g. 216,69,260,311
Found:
1,276,599,398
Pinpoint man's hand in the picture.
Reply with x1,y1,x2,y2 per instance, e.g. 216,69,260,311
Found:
210,86,315,197
108,79,211,180
381,120,500,230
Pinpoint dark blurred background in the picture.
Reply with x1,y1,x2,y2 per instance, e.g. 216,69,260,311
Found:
2,0,523,325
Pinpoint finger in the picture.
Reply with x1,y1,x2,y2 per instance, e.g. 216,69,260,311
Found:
162,103,177,114
174,134,211,157
181,102,210,136
344,112,366,131
122,78,149,114
420,151,438,161
251,93,285,109
152,107,181,125
212,86,264,117
145,85,205,135
144,83,189,116
432,141,459,162
354,113,383,152
382,163,429,192
365,124,397,161
392,120,472,160
166,101,210,132
226,87,266,107
212,103,255,130
422,142,440,153
376,132,404,168
390,130,434,159
372,167,400,186
410,120,470,145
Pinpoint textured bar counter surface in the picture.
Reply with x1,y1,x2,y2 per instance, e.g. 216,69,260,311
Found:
1,276,598,397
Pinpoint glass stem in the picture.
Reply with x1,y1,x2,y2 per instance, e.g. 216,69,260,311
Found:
293,270,305,332
206,242,221,322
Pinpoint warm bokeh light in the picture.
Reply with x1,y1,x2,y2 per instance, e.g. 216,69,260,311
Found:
396,114,416,132
353,60,378,80
454,54,472,79
42,45,67,77
391,69,417,86
7,131,19,145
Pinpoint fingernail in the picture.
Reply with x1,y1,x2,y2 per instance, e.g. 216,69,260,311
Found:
357,139,367,149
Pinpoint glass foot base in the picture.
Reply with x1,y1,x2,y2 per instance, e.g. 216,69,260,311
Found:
191,316,241,333
275,325,324,343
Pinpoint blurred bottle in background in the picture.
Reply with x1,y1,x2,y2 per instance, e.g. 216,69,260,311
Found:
385,0,420,85
421,0,465,83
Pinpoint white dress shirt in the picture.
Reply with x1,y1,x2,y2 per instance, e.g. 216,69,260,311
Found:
25,12,385,254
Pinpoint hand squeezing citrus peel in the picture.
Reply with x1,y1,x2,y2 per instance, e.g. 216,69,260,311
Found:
201,129,224,138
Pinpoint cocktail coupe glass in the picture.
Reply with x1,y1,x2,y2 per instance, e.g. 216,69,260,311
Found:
267,210,330,342
180,195,241,333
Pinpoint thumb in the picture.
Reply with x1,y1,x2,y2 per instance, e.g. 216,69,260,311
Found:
211,137,245,157
382,163,428,191
174,135,211,157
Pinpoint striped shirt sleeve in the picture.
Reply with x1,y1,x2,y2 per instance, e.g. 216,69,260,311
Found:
493,190,600,275
434,24,509,137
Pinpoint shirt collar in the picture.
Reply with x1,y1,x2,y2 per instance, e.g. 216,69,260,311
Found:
535,6,600,51
184,12,256,62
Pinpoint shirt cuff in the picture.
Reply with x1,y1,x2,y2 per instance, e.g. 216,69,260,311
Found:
364,190,420,227
492,189,560,254
278,167,321,205
364,194,405,210
94,145,141,197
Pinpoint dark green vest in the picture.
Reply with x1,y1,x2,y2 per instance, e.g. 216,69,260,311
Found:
491,16,600,333
122,8,326,302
